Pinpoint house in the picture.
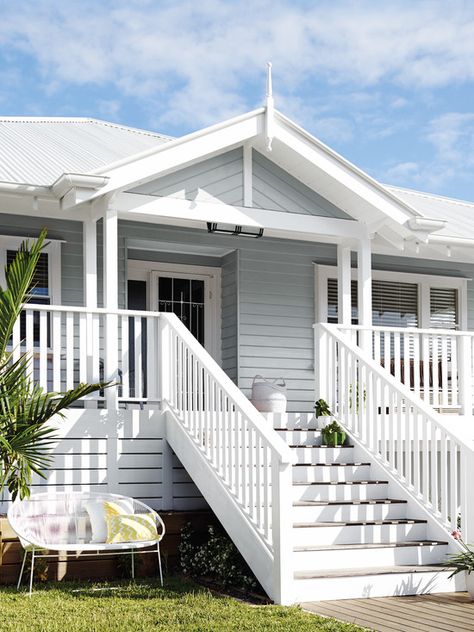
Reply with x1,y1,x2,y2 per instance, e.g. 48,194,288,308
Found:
0,84,473,604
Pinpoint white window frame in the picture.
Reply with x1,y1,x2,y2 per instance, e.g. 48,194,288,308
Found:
0,235,62,304
314,264,468,330
127,259,222,363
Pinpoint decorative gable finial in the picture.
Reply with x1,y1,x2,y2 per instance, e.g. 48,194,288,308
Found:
265,61,274,152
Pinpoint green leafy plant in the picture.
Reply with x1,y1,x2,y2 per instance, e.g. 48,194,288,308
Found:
314,399,331,417
179,522,260,593
0,230,106,500
444,530,474,577
321,420,346,447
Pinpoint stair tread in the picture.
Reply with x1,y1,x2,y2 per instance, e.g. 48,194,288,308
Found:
293,499,407,506
294,564,455,579
294,540,448,552
293,462,370,467
292,480,388,486
293,519,427,528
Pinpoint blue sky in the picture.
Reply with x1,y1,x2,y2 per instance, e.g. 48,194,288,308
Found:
1,0,474,200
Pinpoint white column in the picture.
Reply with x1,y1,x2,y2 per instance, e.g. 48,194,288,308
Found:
271,454,293,605
337,244,351,326
83,216,98,406
357,233,372,351
104,208,119,408
83,216,97,308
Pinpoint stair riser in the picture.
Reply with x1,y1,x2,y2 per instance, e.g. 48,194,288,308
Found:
292,503,408,523
292,464,371,483
277,429,324,446
262,413,318,430
292,483,389,503
293,522,427,546
295,570,464,602
292,447,355,464
293,544,448,572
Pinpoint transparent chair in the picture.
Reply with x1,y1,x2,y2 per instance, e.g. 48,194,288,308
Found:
7,491,165,595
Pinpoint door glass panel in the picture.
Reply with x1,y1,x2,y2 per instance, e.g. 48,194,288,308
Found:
158,276,205,345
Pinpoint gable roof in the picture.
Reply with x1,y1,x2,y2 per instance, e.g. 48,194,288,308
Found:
0,117,171,186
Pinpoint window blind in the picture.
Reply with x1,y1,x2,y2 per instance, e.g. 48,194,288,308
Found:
7,250,49,300
327,278,419,327
430,287,458,329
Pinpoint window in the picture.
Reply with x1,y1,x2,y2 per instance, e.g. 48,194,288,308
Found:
0,236,62,346
316,265,466,330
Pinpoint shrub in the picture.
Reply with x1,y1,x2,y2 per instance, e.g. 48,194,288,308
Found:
178,522,260,593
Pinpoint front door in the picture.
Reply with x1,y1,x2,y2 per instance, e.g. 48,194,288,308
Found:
151,272,207,345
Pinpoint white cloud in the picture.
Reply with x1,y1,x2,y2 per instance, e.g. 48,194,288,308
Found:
1,0,474,129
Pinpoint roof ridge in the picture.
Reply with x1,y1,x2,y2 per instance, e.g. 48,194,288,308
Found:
385,183,474,209
0,116,173,140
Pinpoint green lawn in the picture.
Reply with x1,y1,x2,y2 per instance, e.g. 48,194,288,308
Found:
0,576,366,632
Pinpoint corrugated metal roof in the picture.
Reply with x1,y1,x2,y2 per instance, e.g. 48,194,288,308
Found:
0,117,171,186
386,185,474,240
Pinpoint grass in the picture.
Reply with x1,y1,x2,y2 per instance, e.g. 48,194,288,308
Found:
0,576,366,632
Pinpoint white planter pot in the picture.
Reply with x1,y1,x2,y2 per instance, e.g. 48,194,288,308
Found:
466,573,474,600
251,375,287,413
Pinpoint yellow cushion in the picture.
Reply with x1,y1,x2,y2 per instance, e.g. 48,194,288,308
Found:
105,513,159,544
103,500,132,517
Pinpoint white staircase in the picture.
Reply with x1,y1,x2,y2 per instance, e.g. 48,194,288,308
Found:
266,414,463,601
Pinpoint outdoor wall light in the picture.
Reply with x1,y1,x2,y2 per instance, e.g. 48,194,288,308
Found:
207,222,264,238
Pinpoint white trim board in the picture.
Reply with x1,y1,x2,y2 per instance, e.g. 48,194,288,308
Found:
0,234,62,304
127,259,222,363
314,263,468,330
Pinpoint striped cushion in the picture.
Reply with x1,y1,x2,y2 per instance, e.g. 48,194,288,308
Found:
105,513,158,544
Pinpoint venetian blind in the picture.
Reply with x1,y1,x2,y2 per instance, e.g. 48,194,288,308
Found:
430,287,458,330
7,250,50,302
327,278,419,327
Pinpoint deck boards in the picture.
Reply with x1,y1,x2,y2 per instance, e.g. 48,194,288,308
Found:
301,592,474,632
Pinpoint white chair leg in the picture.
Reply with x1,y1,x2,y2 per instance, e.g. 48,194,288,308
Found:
131,550,135,580
17,550,27,590
157,542,163,586
28,549,35,597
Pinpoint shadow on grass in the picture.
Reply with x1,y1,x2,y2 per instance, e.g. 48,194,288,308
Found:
6,576,229,602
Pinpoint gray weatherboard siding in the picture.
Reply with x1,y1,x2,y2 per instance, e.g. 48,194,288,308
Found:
1,215,474,412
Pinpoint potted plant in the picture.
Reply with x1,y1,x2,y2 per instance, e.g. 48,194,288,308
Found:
321,420,346,447
445,530,474,599
314,399,331,418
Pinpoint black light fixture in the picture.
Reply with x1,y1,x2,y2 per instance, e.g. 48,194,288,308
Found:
207,222,264,238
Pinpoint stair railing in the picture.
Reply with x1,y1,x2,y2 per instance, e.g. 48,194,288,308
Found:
315,322,474,543
159,313,295,604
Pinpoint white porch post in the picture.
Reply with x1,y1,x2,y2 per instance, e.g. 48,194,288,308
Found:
83,215,97,309
103,207,120,493
337,244,352,326
83,216,98,401
104,207,119,407
357,232,372,352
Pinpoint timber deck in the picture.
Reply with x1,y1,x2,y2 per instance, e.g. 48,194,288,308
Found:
301,592,474,632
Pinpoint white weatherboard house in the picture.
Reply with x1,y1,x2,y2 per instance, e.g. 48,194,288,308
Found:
1,86,474,604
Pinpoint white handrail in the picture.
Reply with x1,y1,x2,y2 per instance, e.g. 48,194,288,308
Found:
336,323,474,413
316,322,474,541
159,312,294,602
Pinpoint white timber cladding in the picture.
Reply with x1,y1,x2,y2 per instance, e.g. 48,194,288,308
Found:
0,234,62,303
315,264,468,330
0,409,207,514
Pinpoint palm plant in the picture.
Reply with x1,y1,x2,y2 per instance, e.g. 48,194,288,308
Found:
0,230,105,500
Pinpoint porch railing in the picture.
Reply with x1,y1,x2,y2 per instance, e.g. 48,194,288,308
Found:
12,303,295,603
12,304,162,405
159,312,295,603
315,323,474,542
337,324,474,414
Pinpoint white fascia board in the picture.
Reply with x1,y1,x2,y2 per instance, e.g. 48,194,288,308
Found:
51,173,109,199
83,109,265,202
117,193,364,242
274,112,422,225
